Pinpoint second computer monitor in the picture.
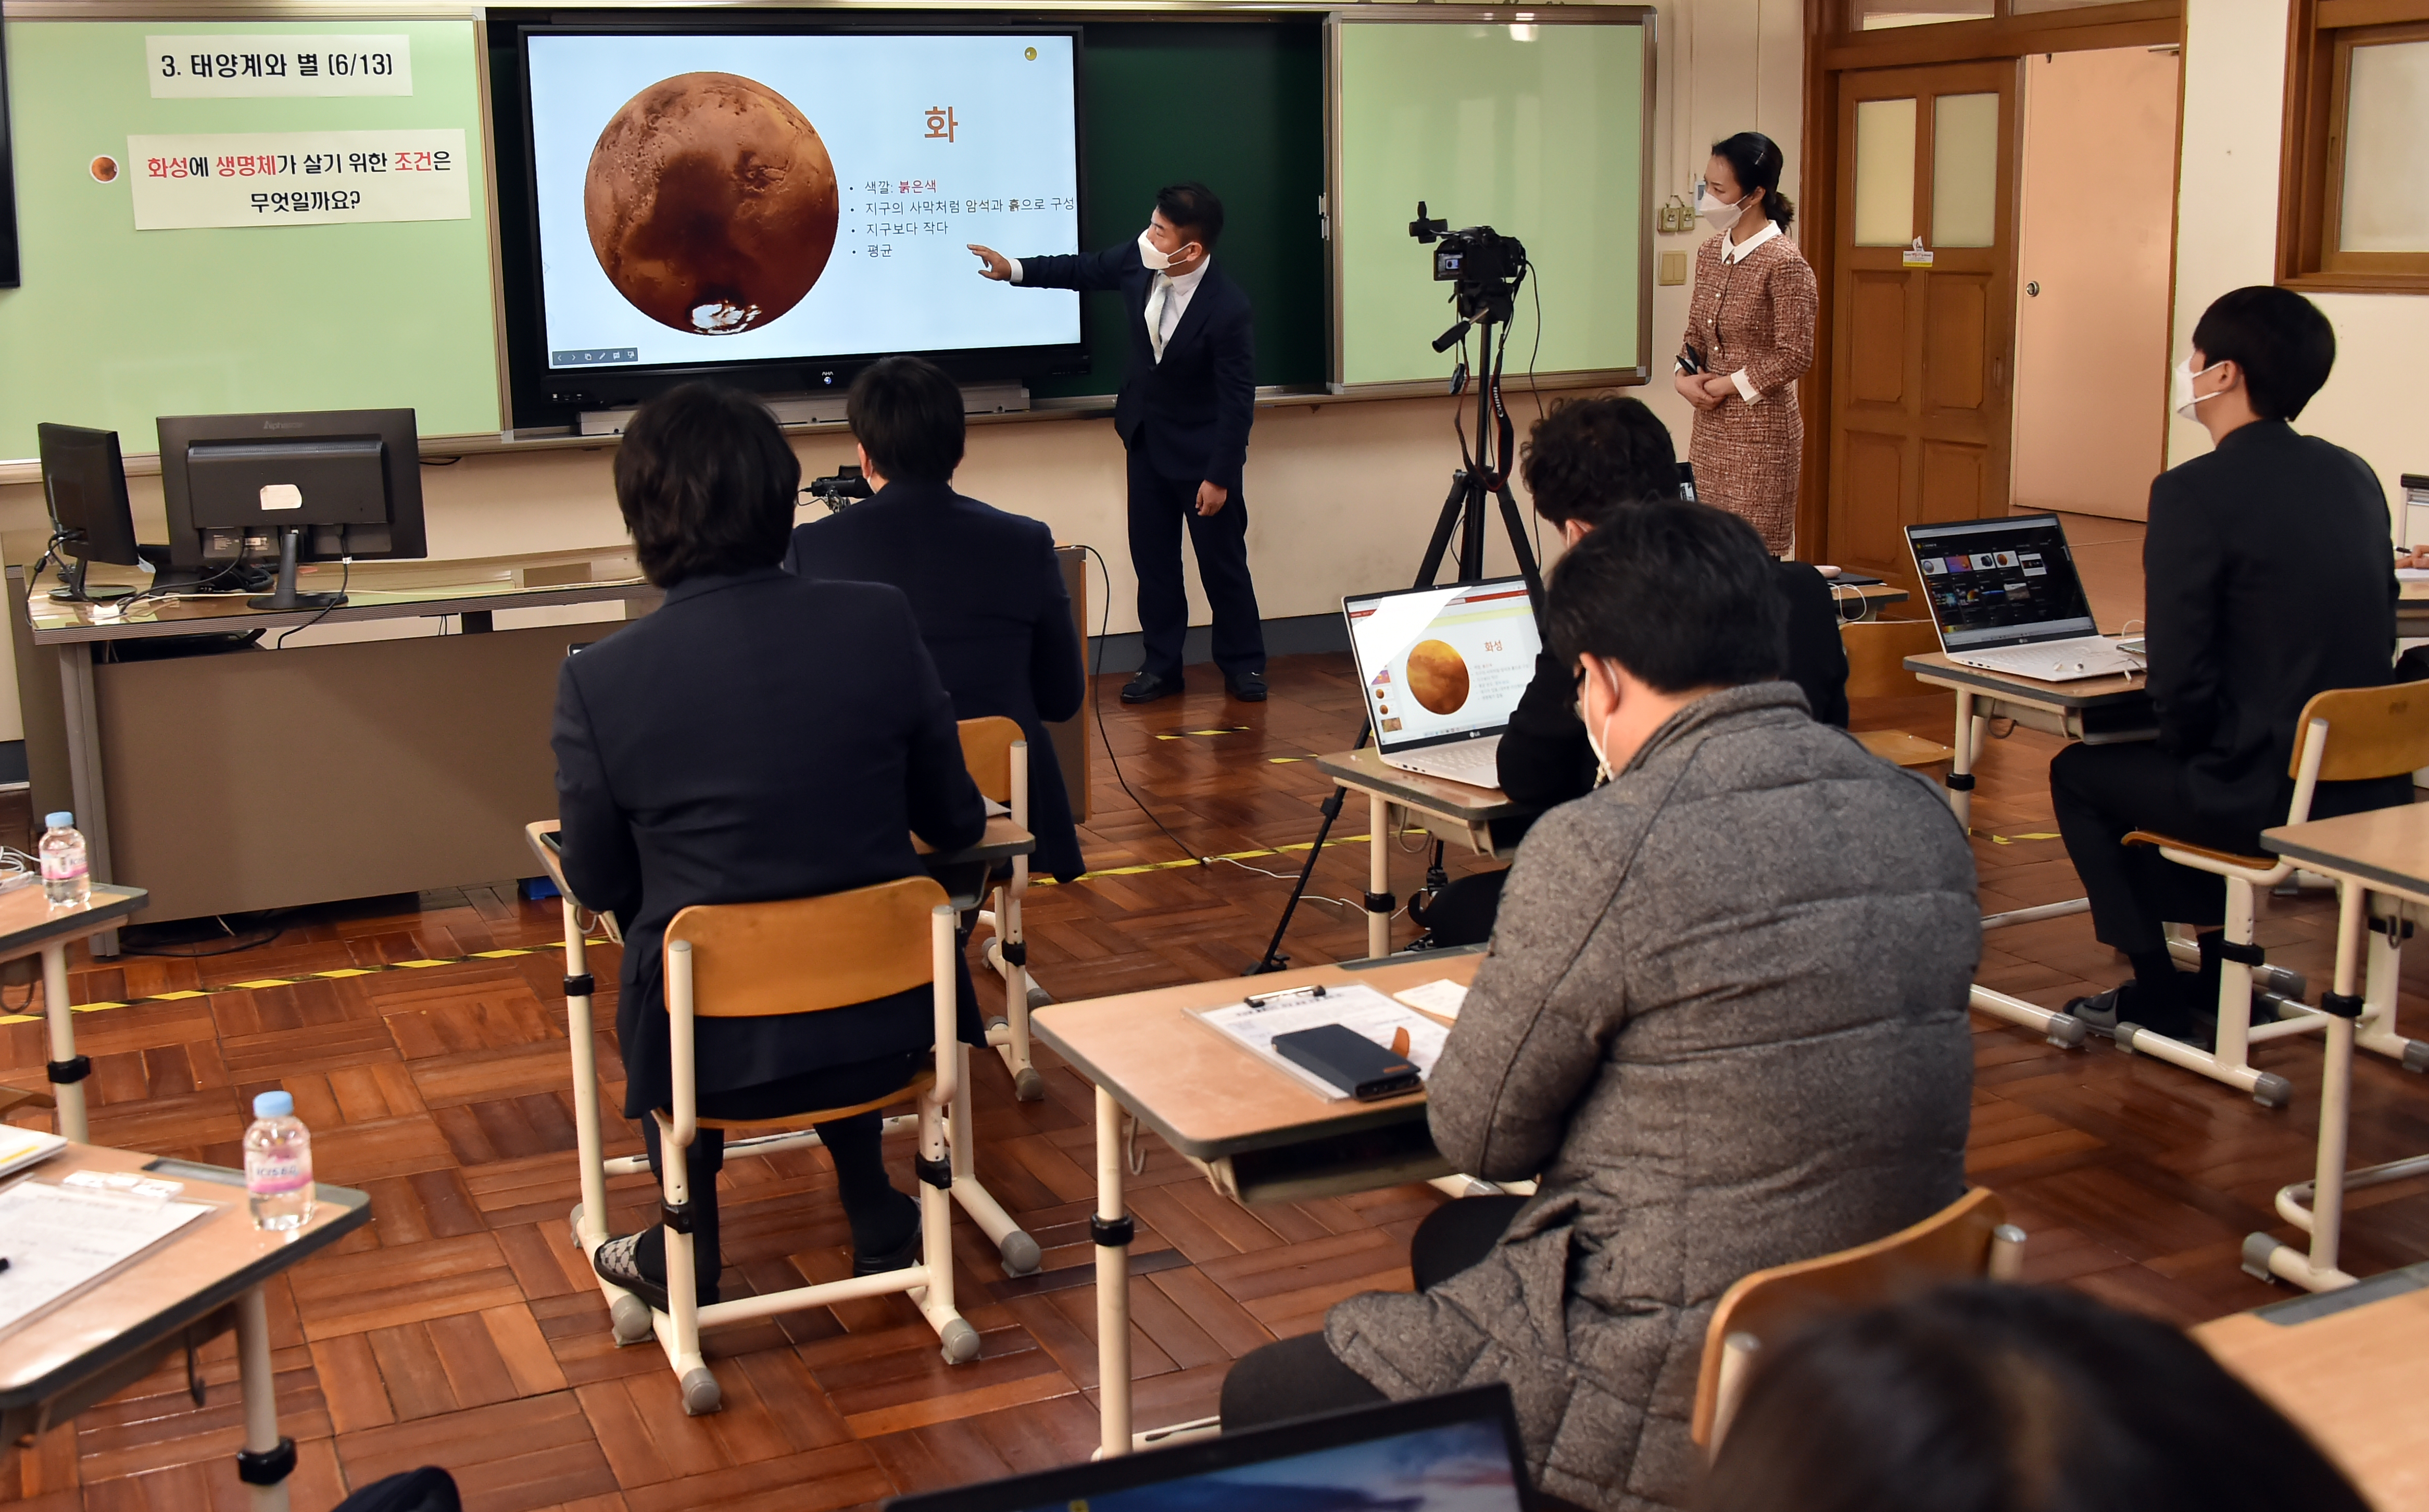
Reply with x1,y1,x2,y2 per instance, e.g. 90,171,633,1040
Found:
157,409,426,611
35,423,143,604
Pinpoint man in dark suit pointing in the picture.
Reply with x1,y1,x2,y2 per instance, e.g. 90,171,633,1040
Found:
968,182,1265,703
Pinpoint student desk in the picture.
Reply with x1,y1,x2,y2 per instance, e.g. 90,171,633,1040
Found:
2243,804,2429,1293
1311,750,1534,959
2196,1257,2429,1507
1028,949,1480,1458
8,548,663,947
1824,578,1910,622
0,1141,371,1512
0,882,149,1141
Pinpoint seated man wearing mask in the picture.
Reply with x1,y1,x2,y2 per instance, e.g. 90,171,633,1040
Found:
2057,286,2409,1043
1412,395,1849,946
1220,500,1978,1512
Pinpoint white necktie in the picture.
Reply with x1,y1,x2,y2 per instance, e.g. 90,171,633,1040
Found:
1145,274,1170,363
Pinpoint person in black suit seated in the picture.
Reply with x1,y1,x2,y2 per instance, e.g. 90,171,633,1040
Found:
785,356,1088,883
967,182,1264,704
553,383,986,1313
2058,287,2409,1043
1410,395,1851,946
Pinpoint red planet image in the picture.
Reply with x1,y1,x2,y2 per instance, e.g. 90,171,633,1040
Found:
584,72,839,335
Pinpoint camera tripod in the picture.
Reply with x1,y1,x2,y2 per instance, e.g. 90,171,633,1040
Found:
1248,270,1543,974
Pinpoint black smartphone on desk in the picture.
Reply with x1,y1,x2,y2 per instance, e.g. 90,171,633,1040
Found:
1273,1024,1422,1101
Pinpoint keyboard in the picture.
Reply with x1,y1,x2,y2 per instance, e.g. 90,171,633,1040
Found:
1385,738,1503,788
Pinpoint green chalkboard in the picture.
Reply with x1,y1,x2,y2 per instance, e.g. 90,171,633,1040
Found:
1028,21,1327,400
1332,10,1651,390
0,18,500,462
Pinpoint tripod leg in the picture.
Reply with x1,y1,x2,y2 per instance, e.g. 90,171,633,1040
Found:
1251,729,1373,975
1416,470,1471,589
1460,471,1491,583
1495,480,1547,614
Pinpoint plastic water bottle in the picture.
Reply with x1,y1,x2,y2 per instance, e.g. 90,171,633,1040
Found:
38,812,88,908
244,1090,316,1231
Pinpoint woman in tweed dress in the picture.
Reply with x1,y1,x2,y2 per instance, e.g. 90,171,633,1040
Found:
1674,132,1817,555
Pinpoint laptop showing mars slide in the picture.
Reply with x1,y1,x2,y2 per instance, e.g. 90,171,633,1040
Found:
1906,513,2136,680
1343,578,1541,788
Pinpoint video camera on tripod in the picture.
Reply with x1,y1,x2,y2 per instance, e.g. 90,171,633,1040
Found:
1410,203,1528,354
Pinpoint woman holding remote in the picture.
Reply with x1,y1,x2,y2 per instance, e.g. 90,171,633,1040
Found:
1674,131,1817,556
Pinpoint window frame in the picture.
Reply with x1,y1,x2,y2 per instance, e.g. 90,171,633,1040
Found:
2280,1,2429,293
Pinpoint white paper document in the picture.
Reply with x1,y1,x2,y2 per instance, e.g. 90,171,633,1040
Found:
0,1180,216,1336
1192,982,1451,1100
1393,979,1471,1020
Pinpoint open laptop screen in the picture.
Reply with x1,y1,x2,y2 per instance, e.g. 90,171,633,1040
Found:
1907,514,2099,650
885,1387,1531,1512
1343,580,1542,753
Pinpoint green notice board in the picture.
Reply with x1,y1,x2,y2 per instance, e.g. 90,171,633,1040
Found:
0,19,499,462
1332,12,1651,389
1028,21,1327,401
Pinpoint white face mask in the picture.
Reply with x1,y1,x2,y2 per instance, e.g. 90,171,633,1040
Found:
1577,661,1618,788
1137,226,1195,272
2173,357,2227,421
1697,186,1751,232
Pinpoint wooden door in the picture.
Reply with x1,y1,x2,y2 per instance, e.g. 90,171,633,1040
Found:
1826,61,2020,595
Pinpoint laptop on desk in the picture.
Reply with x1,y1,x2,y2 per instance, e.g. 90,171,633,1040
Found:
885,1384,1534,1512
1343,578,1542,790
1907,513,2139,682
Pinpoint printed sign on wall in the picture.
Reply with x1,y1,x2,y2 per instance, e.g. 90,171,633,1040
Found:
147,35,412,98
127,130,469,229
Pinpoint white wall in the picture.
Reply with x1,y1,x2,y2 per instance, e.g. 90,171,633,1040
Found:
2170,0,2429,528
0,0,1802,745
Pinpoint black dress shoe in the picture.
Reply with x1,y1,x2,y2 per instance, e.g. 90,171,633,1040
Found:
853,1195,926,1277
2066,978,2207,1046
1121,672,1179,703
1226,672,1269,702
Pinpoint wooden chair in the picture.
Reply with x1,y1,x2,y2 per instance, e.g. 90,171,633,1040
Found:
958,716,1046,1103
644,878,977,1414
2115,679,2429,1106
1692,1187,2025,1452
1840,619,1956,768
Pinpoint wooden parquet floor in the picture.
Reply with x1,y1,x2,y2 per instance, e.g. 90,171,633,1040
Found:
5,654,2427,1511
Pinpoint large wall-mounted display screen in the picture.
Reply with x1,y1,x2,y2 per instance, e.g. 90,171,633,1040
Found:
520,27,1082,381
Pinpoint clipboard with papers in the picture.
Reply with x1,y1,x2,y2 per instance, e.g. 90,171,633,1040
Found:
1189,982,1452,1101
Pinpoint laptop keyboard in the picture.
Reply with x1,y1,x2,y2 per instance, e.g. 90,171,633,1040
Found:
1953,640,2137,679
1399,742,1503,786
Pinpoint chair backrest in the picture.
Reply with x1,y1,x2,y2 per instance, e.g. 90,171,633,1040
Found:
959,716,1025,806
2289,679,2429,785
1691,1187,2022,1449
1839,619,1944,702
663,875,950,1018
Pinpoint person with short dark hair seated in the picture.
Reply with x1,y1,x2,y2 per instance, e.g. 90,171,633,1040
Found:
1412,395,1849,946
1220,501,1979,1512
553,383,986,1312
1701,1283,2369,1512
787,355,1089,882
2057,287,2409,1044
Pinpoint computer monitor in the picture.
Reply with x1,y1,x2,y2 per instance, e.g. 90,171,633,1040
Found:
157,409,427,611
885,1386,1533,1512
35,424,143,604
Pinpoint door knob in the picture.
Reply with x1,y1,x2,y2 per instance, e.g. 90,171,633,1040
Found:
2025,281,2041,296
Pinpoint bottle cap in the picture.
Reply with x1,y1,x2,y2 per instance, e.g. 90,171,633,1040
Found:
44,812,72,829
253,1090,295,1119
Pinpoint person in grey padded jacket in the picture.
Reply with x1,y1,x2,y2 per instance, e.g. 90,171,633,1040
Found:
1218,500,1980,1512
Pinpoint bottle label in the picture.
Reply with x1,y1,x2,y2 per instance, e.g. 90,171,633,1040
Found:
247,1154,312,1195
41,854,86,883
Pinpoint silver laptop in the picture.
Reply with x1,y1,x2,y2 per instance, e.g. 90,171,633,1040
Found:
1906,514,2138,682
1342,578,1541,789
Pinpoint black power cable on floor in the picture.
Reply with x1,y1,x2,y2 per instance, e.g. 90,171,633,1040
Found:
1076,544,1206,870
